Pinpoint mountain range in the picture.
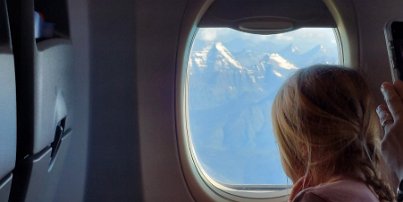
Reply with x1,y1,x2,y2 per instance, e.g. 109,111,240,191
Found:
187,39,338,185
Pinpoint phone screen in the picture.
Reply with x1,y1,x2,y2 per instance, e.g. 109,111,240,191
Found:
391,22,403,80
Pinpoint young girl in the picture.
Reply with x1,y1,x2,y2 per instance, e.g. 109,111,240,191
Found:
272,65,394,202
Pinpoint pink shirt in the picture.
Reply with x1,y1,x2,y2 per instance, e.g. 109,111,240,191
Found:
293,179,379,202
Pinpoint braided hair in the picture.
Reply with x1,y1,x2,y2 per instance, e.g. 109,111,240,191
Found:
272,65,394,201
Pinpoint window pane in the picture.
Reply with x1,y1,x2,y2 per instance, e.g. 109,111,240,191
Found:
187,28,339,186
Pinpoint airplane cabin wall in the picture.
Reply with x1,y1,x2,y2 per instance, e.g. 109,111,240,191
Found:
136,0,195,201
136,0,400,201
54,0,143,201
83,0,142,201
53,0,403,201
353,0,403,103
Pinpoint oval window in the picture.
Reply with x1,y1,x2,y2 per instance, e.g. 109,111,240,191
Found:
186,28,340,189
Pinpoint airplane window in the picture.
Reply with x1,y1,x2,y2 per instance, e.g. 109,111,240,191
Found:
186,28,340,189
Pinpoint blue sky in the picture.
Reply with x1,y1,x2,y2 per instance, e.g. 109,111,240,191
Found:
196,28,338,52
187,28,339,186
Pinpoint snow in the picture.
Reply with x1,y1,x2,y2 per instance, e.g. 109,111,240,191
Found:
269,53,297,70
273,70,283,78
215,42,243,70
194,47,209,68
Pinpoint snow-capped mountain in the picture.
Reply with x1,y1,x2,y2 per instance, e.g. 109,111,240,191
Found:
188,42,301,109
187,39,338,185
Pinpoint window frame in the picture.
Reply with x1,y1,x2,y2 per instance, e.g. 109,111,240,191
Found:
175,1,353,202
180,27,342,200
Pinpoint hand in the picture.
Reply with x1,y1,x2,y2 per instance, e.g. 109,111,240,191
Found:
377,80,403,180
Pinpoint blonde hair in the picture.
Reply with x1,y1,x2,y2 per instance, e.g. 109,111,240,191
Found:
272,65,393,201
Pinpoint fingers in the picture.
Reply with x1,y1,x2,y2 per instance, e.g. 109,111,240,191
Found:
376,104,391,123
376,104,394,130
381,82,403,120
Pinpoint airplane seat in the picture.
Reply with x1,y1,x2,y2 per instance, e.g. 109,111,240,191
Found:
5,0,74,201
0,0,16,201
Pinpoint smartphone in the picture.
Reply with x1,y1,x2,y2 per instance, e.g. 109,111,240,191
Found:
385,21,403,81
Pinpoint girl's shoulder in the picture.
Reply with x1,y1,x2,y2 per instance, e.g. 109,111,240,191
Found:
293,179,379,202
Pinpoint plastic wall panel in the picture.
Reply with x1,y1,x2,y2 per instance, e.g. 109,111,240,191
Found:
136,0,194,201
84,0,142,201
23,133,71,202
34,39,72,154
24,148,52,202
0,174,12,201
52,0,90,201
0,53,16,179
352,0,403,103
0,0,16,184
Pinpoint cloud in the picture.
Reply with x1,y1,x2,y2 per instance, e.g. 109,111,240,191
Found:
274,33,293,41
198,28,218,41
